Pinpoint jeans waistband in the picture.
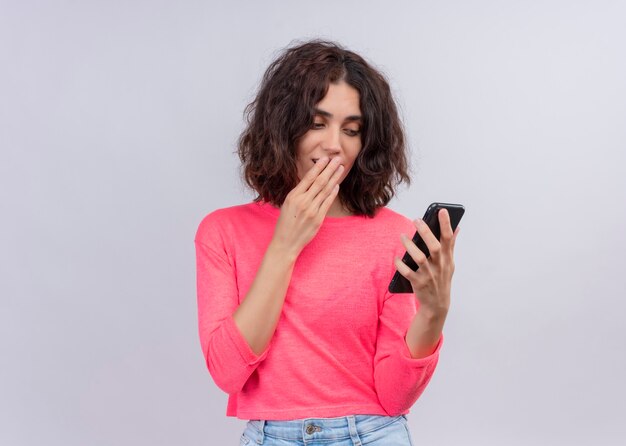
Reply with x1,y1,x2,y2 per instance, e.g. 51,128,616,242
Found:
248,414,406,442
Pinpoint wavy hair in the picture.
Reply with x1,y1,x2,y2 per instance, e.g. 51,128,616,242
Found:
237,39,411,217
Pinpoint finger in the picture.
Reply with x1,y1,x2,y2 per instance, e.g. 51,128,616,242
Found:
400,233,431,272
438,208,454,252
307,158,343,197
292,156,331,194
450,225,460,252
414,218,441,261
394,255,418,282
393,255,428,291
305,157,343,200
311,163,344,211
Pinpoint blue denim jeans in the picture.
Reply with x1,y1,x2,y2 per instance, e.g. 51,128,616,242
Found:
239,414,414,445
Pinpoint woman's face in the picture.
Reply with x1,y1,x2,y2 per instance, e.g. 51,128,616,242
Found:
294,80,362,183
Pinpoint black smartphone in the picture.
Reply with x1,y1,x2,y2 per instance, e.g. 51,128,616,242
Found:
388,203,465,294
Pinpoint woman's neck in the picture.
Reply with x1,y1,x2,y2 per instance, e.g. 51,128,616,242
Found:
326,197,353,217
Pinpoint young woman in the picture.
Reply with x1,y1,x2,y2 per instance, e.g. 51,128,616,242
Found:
195,39,459,446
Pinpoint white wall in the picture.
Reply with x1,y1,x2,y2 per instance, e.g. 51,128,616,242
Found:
1,1,624,445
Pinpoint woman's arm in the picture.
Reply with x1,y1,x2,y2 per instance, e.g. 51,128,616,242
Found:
232,241,298,356
404,309,446,359
370,209,458,414
395,208,460,358
232,156,344,356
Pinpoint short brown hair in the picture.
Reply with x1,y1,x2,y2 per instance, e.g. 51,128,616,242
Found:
237,39,411,217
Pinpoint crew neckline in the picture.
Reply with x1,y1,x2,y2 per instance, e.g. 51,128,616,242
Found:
254,200,373,224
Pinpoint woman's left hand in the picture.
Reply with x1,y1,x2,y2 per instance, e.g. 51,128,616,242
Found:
394,208,460,316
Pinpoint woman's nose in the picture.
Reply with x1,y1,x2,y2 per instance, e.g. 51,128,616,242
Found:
322,127,341,152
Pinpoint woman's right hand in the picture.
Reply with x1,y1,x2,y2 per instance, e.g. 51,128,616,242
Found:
271,156,345,257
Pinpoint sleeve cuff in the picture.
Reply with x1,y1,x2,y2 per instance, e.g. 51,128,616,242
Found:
399,332,444,366
224,314,271,365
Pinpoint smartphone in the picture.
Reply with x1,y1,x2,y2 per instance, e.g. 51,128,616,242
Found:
388,203,465,294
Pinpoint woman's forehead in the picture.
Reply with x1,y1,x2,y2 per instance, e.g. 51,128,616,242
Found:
314,82,361,117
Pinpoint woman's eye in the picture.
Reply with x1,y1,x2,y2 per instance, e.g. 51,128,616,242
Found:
312,122,325,129
344,129,361,136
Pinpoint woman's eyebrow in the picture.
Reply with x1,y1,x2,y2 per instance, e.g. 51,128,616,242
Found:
314,108,362,122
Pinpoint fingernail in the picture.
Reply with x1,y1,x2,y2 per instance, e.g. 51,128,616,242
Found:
415,218,423,226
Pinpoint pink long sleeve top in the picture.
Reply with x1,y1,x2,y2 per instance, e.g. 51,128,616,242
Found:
194,200,443,420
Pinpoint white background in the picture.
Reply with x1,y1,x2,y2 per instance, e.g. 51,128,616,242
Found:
1,1,625,445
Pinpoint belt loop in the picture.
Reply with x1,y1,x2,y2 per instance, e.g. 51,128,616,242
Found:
256,420,265,444
347,415,362,446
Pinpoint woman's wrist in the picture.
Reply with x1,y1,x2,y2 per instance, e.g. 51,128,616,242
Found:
417,304,449,321
267,238,300,265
